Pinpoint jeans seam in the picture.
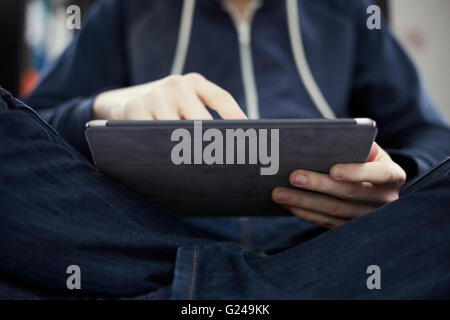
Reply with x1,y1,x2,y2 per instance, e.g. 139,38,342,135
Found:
6,94,60,136
403,157,450,194
3,94,84,161
188,246,198,300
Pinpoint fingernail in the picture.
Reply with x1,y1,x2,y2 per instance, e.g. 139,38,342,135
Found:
295,174,306,186
333,166,343,179
275,189,287,202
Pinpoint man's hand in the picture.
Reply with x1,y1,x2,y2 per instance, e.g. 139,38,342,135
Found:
93,73,247,120
272,143,406,228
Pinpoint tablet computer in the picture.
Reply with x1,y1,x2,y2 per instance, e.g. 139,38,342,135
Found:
85,119,377,216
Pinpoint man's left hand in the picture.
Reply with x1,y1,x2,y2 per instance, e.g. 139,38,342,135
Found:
272,142,406,228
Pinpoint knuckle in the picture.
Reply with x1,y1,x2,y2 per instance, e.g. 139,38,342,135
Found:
383,169,394,182
123,100,134,112
141,96,154,107
147,88,167,102
164,75,184,87
144,87,155,96
122,104,133,118
344,184,360,199
123,98,139,113
123,101,146,119
184,72,205,82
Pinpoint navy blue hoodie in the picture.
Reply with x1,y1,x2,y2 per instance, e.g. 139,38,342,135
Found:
25,0,450,182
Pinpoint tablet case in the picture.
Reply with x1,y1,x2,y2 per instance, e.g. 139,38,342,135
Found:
85,119,377,216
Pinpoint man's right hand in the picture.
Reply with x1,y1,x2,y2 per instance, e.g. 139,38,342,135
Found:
93,73,247,121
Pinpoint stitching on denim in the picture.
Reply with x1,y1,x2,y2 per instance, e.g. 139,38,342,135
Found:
3,94,83,160
188,246,198,300
403,158,450,194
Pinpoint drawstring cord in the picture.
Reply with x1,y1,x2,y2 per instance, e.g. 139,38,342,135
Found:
171,0,335,119
286,0,336,118
171,0,196,75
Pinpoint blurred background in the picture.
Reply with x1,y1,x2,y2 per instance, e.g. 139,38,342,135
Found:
0,0,448,122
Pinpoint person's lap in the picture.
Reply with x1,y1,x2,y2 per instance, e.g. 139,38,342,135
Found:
175,160,450,299
0,90,215,298
1,89,449,299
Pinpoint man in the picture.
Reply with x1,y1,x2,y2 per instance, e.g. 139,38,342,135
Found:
0,0,449,298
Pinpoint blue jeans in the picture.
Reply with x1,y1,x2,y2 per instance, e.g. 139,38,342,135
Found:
1,89,449,299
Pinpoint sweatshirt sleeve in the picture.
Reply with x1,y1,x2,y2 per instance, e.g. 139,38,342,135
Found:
24,0,128,158
346,0,450,186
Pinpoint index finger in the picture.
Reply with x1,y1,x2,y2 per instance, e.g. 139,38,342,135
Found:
186,73,248,120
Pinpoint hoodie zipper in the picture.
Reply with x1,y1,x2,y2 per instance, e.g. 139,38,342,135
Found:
172,0,334,119
222,0,261,119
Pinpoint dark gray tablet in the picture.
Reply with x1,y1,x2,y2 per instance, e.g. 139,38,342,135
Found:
85,119,377,216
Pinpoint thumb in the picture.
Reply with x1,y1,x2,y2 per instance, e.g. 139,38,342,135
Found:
367,142,379,162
